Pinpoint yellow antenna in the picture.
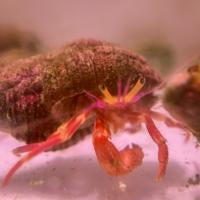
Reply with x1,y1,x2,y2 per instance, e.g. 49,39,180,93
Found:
124,78,144,102
99,77,145,104
99,85,117,104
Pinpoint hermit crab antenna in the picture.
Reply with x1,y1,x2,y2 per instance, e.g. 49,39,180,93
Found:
117,79,122,101
99,85,116,104
98,77,145,105
131,88,154,104
83,90,100,101
124,77,145,102
123,77,131,96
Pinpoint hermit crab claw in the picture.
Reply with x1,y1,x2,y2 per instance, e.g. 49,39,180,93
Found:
92,117,144,176
120,144,144,172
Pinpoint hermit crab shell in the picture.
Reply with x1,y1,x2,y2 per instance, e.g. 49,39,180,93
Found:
0,39,162,148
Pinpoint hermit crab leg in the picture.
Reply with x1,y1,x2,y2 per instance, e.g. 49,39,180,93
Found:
2,107,93,186
13,143,42,156
148,110,191,141
93,117,144,176
144,115,168,180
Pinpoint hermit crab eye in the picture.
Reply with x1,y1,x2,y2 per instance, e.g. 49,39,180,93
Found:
138,74,146,84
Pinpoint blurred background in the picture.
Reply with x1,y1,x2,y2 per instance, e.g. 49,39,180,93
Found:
0,0,200,77
1,1,200,200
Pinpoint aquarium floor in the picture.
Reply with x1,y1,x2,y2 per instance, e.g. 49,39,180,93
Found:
0,115,200,200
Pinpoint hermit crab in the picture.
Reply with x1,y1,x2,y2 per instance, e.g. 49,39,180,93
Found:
0,39,188,186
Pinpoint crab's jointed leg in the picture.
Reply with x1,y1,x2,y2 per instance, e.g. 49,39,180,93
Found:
93,117,144,176
144,115,168,180
13,143,42,156
148,110,191,141
3,108,92,186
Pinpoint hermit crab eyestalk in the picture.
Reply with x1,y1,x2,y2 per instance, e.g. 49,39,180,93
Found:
137,74,146,84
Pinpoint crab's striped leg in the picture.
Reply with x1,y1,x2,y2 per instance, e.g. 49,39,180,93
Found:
93,117,144,176
2,108,93,187
144,115,168,180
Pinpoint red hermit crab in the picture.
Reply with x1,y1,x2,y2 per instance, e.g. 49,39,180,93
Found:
0,39,188,186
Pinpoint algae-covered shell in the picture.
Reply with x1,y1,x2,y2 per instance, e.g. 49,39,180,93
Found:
0,39,162,148
163,64,200,142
